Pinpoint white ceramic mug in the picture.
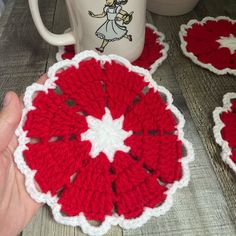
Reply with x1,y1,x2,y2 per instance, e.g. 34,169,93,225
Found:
29,0,146,62
147,0,200,16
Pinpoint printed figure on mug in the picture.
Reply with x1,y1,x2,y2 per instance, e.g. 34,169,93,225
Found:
88,0,134,53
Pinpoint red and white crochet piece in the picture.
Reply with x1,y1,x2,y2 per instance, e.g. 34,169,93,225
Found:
14,51,194,236
180,16,236,76
56,24,169,75
213,93,236,173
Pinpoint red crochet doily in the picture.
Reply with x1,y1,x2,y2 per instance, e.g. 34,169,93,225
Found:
56,24,169,74
180,16,236,76
213,93,236,173
15,52,193,235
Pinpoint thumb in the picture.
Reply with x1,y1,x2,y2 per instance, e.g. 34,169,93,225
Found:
0,92,22,152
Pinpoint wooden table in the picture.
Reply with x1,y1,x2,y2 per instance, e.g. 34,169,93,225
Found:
0,0,236,235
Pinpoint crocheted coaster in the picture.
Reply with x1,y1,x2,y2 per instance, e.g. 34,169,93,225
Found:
180,16,236,76
213,93,236,173
56,24,169,74
15,51,194,236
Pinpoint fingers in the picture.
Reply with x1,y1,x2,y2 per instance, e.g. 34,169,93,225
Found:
0,92,22,152
19,74,49,107
0,74,48,152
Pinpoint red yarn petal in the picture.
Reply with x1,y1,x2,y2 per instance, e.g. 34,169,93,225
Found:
112,152,167,219
231,100,236,112
232,23,236,36
24,140,91,195
205,19,233,37
186,38,219,55
221,112,236,148
198,48,231,70
123,88,176,132
125,134,182,183
103,61,148,119
61,45,76,60
58,154,113,221
186,23,216,41
62,52,75,60
229,53,236,69
64,45,75,53
56,59,106,119
23,90,88,139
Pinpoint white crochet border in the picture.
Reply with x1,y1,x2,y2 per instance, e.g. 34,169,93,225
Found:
179,16,236,76
56,23,169,75
213,92,236,173
14,50,194,236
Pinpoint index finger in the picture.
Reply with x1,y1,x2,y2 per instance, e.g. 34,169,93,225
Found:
20,74,49,109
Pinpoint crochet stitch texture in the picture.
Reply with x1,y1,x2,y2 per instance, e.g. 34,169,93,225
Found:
213,93,236,173
15,51,193,236
180,16,236,76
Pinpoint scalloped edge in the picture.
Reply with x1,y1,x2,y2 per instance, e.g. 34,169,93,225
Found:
179,16,236,76
14,50,194,236
213,92,236,173
56,23,169,75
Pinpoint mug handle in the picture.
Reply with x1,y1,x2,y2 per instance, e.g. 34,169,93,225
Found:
28,0,76,46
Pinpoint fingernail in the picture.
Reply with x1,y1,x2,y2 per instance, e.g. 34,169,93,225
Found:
3,93,11,107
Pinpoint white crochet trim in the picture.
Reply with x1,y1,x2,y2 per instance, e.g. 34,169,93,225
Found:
179,16,236,76
145,23,169,74
14,50,194,236
56,23,169,75
213,93,236,173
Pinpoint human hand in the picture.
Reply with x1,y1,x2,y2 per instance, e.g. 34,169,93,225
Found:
0,75,48,236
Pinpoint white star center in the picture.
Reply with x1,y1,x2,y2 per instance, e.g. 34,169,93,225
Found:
81,108,132,162
217,34,236,54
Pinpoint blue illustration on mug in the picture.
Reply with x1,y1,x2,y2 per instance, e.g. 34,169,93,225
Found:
88,0,134,53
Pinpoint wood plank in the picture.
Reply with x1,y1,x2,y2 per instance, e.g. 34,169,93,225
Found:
204,0,236,17
0,0,56,101
0,0,15,37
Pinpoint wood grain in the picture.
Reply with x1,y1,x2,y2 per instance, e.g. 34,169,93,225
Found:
0,0,56,99
0,0,235,235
